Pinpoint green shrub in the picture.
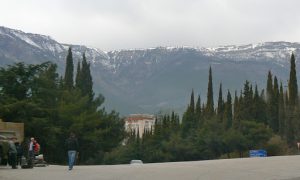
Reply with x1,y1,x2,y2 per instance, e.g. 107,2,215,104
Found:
265,135,288,156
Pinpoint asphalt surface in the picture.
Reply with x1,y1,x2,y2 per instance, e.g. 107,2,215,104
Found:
1,155,300,180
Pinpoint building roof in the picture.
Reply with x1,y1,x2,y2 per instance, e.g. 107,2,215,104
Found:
125,114,155,122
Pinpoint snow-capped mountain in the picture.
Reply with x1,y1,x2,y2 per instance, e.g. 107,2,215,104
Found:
202,42,300,64
0,26,107,66
0,26,299,115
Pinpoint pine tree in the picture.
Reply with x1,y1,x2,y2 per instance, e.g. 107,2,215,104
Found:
64,47,74,90
288,53,298,106
206,66,214,117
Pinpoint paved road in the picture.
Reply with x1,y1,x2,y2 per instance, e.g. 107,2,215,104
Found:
1,155,300,180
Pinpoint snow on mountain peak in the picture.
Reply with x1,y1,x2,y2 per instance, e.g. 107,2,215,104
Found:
1,26,299,73
11,31,42,49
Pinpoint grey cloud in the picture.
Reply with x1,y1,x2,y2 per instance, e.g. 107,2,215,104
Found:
0,0,300,50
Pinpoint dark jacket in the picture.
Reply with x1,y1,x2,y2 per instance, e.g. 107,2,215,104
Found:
8,140,17,154
16,144,23,156
65,137,79,151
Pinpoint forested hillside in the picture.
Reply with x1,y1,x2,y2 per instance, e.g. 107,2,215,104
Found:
104,53,299,164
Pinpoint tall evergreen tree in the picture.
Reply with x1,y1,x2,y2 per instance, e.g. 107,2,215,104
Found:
253,85,260,122
273,76,279,132
288,53,298,106
217,83,224,122
233,91,240,129
64,47,74,90
206,66,214,117
241,80,253,120
189,89,195,113
266,71,273,102
195,95,202,126
266,71,277,131
77,53,94,101
75,60,81,89
252,85,267,124
181,90,197,136
278,82,285,136
224,90,232,129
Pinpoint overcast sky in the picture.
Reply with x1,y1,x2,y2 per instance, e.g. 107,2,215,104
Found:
0,0,300,50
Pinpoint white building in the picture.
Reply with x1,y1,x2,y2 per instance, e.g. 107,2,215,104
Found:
125,114,156,138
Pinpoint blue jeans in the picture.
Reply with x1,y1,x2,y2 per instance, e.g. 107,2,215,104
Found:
68,150,76,170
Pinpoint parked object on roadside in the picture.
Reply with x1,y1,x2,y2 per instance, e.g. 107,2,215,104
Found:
33,154,48,167
21,155,33,169
130,160,143,165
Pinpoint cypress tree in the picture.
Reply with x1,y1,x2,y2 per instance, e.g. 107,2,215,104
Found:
278,82,285,136
75,60,81,89
182,90,197,136
288,53,298,106
285,91,289,107
286,107,295,144
171,111,180,132
217,83,224,122
266,71,276,130
266,71,273,102
242,80,252,120
64,47,74,90
251,85,267,124
224,90,232,129
206,66,214,117
253,85,260,122
273,76,279,132
286,53,298,144
233,91,240,129
189,89,195,113
58,76,64,90
195,95,202,126
77,53,94,101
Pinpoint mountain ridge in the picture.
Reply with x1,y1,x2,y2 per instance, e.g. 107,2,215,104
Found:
0,26,299,115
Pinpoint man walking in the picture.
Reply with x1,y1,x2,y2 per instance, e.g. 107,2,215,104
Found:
65,132,79,170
